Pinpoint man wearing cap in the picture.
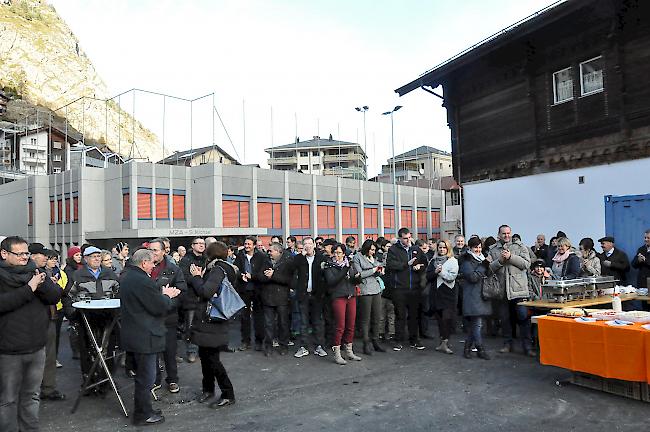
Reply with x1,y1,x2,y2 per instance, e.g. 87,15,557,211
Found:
0,236,61,432
69,246,120,390
598,236,630,284
29,244,67,402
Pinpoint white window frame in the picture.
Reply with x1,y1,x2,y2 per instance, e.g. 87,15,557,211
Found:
579,55,604,97
552,67,574,105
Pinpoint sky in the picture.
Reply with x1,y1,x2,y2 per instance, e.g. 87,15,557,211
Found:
49,0,560,175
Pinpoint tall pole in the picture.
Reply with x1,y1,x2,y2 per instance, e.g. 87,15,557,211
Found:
362,110,367,178
390,112,397,237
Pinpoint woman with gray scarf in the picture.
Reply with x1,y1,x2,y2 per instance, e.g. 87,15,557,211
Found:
460,237,492,360
426,239,459,354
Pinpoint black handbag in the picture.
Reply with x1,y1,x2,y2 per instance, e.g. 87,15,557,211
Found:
481,272,504,301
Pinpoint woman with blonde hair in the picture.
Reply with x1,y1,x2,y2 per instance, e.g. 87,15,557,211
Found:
551,237,581,280
426,239,459,354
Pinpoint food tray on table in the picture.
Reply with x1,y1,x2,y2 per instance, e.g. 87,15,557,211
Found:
589,310,618,321
548,307,586,318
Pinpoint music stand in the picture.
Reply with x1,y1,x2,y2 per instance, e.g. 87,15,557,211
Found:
70,299,128,417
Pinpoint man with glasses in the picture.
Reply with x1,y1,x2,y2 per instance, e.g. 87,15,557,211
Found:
148,238,186,396
0,236,61,432
179,237,207,363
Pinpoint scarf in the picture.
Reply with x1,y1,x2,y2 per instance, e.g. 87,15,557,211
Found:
552,250,571,264
332,256,350,268
433,255,448,267
468,251,484,263
0,260,37,288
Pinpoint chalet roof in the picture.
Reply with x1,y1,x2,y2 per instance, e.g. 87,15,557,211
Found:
395,0,591,96
15,125,81,143
389,145,450,161
158,144,238,164
265,136,362,153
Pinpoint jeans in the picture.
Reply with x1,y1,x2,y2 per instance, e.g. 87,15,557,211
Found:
184,310,198,355
239,290,264,344
263,304,289,347
331,296,357,346
465,316,484,348
298,294,324,348
393,291,420,343
131,353,157,422
433,308,456,340
0,348,46,432
378,298,395,337
155,326,178,385
198,347,234,399
358,294,382,342
41,320,58,396
499,300,532,350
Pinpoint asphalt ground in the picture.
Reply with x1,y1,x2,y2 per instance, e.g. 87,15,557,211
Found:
40,321,649,432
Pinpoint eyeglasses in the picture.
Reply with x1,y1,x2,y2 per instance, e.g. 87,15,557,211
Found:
6,250,31,258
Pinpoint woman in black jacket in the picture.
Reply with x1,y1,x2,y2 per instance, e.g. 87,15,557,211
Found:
188,241,237,409
323,243,362,365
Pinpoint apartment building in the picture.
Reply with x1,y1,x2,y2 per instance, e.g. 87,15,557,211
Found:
158,144,239,167
376,146,452,186
266,136,367,180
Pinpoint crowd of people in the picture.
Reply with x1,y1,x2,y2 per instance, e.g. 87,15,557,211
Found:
1,225,649,430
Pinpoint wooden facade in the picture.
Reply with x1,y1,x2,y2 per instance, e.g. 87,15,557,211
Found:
397,0,650,183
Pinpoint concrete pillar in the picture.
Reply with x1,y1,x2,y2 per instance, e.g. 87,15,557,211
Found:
283,171,290,240
358,179,364,241
378,182,385,238
311,175,318,238
168,165,174,228
129,163,138,230
152,162,157,228
185,165,192,227
251,166,258,228
336,177,342,242
214,164,223,228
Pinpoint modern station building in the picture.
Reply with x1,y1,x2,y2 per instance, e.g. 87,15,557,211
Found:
0,162,446,254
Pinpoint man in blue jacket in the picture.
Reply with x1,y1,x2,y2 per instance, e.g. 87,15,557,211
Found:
0,236,61,432
120,249,180,426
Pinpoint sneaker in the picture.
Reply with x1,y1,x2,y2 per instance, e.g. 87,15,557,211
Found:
288,340,295,346
186,353,198,363
272,339,279,348
151,384,161,401
167,382,180,393
294,347,309,358
410,341,426,350
393,344,403,351
239,342,250,351
56,360,63,368
499,344,512,354
313,345,328,357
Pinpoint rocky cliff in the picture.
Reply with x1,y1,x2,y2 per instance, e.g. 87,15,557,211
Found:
0,0,164,161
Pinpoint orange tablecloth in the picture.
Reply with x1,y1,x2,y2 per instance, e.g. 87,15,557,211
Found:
538,316,650,383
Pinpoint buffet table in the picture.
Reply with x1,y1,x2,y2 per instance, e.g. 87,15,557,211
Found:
537,315,650,383
519,293,642,309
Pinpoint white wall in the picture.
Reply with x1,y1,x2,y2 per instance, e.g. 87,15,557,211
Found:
463,158,649,246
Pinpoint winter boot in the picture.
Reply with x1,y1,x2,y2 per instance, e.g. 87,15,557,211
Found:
477,345,491,360
437,339,453,355
332,346,347,365
463,342,472,359
372,339,386,353
363,341,372,355
344,343,362,361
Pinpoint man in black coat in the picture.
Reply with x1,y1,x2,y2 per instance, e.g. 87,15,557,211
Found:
292,237,328,358
120,249,180,426
233,236,267,351
178,237,206,363
386,228,427,351
631,230,650,288
0,236,61,432
258,243,293,356
148,238,187,395
598,236,630,284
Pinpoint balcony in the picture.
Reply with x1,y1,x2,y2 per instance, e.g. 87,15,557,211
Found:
322,166,367,179
268,156,297,165
322,153,365,163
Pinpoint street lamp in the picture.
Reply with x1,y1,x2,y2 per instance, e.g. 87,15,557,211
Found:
355,106,369,179
382,105,402,237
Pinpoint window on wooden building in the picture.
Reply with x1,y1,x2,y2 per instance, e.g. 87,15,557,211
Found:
580,56,603,96
552,67,573,104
